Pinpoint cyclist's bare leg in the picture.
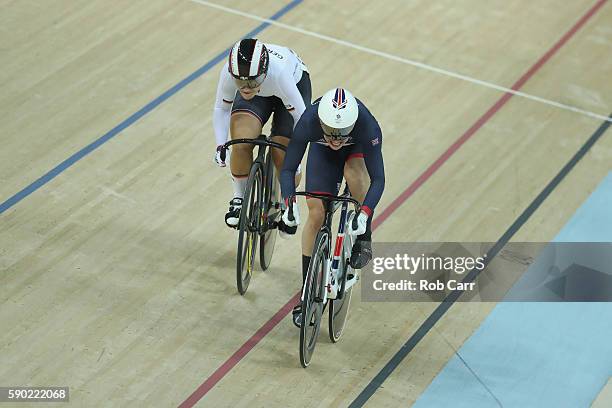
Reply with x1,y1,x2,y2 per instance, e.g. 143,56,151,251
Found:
224,113,261,227
302,198,325,257
298,197,325,294
229,113,261,178
343,157,368,203
301,157,367,260
292,195,326,327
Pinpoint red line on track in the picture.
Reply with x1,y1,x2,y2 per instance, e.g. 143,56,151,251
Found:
179,1,607,406
374,0,608,229
178,293,300,408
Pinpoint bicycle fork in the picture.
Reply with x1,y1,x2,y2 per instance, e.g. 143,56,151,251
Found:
328,202,361,299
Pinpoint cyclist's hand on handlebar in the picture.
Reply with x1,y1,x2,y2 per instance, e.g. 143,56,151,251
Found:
282,197,300,228
348,211,368,236
214,145,226,167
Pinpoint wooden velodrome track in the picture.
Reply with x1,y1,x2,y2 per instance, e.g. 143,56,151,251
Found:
1,0,611,406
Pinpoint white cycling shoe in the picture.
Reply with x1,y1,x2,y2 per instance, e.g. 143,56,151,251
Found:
225,198,242,228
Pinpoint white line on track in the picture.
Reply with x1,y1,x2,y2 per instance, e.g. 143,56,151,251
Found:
190,0,612,123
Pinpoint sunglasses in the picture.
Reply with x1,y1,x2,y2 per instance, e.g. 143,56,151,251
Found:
233,73,266,89
320,121,354,139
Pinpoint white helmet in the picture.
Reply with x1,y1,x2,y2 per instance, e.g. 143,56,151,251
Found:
318,88,359,138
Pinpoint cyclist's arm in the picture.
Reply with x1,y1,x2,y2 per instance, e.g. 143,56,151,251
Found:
280,117,310,200
361,129,385,217
212,64,237,146
277,68,306,128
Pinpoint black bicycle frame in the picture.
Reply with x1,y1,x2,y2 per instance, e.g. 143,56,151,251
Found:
220,134,286,165
289,191,361,231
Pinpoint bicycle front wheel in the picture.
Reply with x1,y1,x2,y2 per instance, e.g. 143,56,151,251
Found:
236,163,263,295
300,230,329,368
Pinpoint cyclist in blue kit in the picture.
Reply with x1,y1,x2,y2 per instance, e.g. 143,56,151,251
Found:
279,87,385,326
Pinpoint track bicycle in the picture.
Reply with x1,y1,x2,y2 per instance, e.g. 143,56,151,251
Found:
287,189,361,367
220,135,285,295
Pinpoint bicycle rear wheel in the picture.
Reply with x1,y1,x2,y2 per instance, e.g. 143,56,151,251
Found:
300,230,329,368
260,151,280,270
236,163,263,295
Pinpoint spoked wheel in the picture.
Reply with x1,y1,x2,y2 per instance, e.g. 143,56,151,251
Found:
260,151,280,270
236,164,263,295
300,231,329,368
329,256,354,343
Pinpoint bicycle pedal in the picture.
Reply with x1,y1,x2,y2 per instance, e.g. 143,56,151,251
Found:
346,273,359,285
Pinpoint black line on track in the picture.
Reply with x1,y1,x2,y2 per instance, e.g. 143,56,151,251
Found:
349,114,612,407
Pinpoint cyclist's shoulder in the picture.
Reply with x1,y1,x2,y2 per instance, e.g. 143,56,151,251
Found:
266,43,303,58
291,103,318,138
266,44,306,75
355,97,376,119
265,43,286,53
300,102,319,122
355,101,382,138
265,44,293,65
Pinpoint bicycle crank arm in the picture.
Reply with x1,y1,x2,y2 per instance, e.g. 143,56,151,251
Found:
266,220,279,230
